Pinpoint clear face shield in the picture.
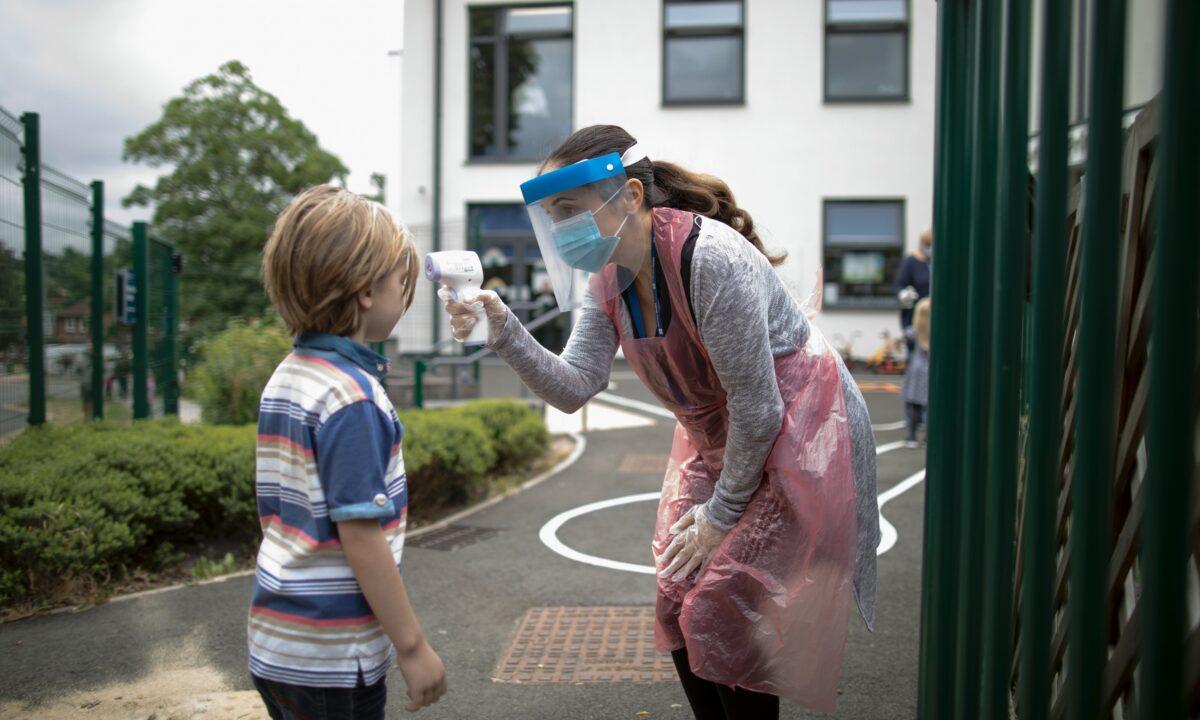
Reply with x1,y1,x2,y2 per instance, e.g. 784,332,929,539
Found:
520,152,647,312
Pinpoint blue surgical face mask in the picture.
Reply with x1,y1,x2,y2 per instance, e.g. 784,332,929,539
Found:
552,186,630,273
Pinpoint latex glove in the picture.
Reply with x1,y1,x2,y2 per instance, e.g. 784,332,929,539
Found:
657,504,728,583
438,287,510,345
898,285,919,309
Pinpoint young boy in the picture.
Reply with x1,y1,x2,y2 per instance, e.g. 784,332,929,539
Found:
250,185,446,718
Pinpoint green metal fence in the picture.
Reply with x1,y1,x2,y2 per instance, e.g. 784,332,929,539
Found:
0,107,181,439
919,1,1198,719
0,108,26,437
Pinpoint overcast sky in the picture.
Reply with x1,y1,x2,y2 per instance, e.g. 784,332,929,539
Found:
1,0,405,224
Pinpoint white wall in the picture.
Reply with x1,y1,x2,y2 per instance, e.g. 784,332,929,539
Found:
1028,0,1164,135
402,0,938,358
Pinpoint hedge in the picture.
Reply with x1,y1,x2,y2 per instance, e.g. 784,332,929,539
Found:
0,399,548,608
189,318,293,425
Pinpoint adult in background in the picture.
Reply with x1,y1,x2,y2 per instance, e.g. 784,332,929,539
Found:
895,227,932,352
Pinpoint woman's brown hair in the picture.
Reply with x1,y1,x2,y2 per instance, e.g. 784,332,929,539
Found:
542,125,786,266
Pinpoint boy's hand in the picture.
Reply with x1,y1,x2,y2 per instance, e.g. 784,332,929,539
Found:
397,638,447,712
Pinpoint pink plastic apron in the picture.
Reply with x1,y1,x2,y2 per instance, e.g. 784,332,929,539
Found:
599,208,857,712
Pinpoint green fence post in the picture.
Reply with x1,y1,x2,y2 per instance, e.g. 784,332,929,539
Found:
90,181,105,419
413,359,426,409
918,1,971,717
21,112,44,427
954,0,1002,715
1141,1,1198,717
162,245,178,415
132,222,149,419
1068,1,1126,718
980,0,1031,717
1019,0,1071,716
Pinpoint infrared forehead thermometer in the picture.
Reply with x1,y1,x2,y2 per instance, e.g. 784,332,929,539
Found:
425,250,490,346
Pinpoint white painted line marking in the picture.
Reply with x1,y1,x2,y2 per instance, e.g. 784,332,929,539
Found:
593,391,677,420
875,440,909,455
600,389,908,434
537,440,925,572
538,492,663,575
876,469,927,556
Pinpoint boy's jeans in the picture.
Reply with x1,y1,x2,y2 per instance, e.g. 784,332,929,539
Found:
252,672,386,720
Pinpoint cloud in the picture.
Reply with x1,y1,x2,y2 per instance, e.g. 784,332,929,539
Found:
0,0,404,224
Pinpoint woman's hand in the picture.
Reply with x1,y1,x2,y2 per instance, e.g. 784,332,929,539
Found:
657,504,728,583
438,287,510,344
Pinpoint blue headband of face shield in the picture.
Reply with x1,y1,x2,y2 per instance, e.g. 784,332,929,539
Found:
520,153,632,274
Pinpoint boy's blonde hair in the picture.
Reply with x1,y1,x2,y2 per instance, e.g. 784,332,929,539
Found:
263,185,419,336
913,297,932,352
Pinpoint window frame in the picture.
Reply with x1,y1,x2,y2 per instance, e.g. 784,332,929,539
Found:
660,0,747,108
822,0,911,104
820,197,907,310
467,3,576,164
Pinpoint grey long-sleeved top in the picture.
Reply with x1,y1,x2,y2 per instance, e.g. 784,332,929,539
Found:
489,220,848,522
488,216,879,628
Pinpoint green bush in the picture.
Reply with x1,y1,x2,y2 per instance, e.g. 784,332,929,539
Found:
398,410,496,511
0,399,549,609
190,318,292,425
0,418,256,607
450,399,550,471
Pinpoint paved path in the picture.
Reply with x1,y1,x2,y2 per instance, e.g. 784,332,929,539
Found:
0,372,927,720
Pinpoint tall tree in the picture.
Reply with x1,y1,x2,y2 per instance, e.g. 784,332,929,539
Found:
365,172,386,203
123,60,347,334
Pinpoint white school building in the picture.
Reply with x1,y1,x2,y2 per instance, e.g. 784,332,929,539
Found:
394,0,1163,360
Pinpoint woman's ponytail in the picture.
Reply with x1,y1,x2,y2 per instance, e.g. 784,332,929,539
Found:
543,124,786,267
647,160,786,267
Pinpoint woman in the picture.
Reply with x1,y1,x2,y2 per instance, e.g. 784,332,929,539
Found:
441,126,878,717
895,227,932,352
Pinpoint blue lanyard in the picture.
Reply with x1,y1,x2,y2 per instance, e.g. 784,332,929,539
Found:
625,240,665,339
649,240,664,338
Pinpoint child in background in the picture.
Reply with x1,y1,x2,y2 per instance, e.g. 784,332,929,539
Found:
250,185,446,719
903,297,931,448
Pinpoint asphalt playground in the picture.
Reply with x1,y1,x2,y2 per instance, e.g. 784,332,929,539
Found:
0,363,927,720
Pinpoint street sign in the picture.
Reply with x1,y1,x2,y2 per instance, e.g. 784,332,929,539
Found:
116,269,136,326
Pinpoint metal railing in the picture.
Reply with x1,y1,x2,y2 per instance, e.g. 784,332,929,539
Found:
410,304,564,408
1,107,181,437
919,1,1197,719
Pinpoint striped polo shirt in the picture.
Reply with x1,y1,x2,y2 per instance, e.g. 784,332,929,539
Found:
248,332,407,688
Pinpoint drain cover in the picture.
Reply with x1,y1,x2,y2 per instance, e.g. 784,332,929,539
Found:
618,453,669,474
492,606,676,684
407,524,499,551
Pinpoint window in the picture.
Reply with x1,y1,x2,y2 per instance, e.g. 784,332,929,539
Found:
662,1,744,105
469,5,573,161
822,199,905,307
467,203,570,351
824,0,909,102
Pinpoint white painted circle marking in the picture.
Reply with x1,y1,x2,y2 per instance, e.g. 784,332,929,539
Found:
538,492,662,574
537,441,925,574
